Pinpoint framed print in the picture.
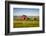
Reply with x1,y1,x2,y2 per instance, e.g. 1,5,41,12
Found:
5,1,45,35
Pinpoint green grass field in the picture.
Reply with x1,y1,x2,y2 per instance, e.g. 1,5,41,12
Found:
13,16,39,28
13,21,39,28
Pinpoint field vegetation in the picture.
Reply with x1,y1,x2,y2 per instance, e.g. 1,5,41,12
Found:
13,16,39,28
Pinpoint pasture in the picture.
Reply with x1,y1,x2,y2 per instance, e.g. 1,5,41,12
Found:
13,16,39,28
13,21,39,28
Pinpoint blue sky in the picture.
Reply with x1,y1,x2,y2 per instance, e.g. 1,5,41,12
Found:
13,8,39,16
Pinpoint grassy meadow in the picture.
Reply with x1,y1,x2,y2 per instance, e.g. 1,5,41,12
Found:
13,16,39,28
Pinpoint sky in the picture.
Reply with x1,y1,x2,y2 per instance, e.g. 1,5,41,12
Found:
13,8,39,16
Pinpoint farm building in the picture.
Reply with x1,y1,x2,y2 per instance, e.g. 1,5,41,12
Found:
20,15,28,21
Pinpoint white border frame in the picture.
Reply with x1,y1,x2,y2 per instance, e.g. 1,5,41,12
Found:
10,4,43,32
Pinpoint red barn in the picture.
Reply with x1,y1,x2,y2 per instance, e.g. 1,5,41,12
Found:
20,15,28,21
